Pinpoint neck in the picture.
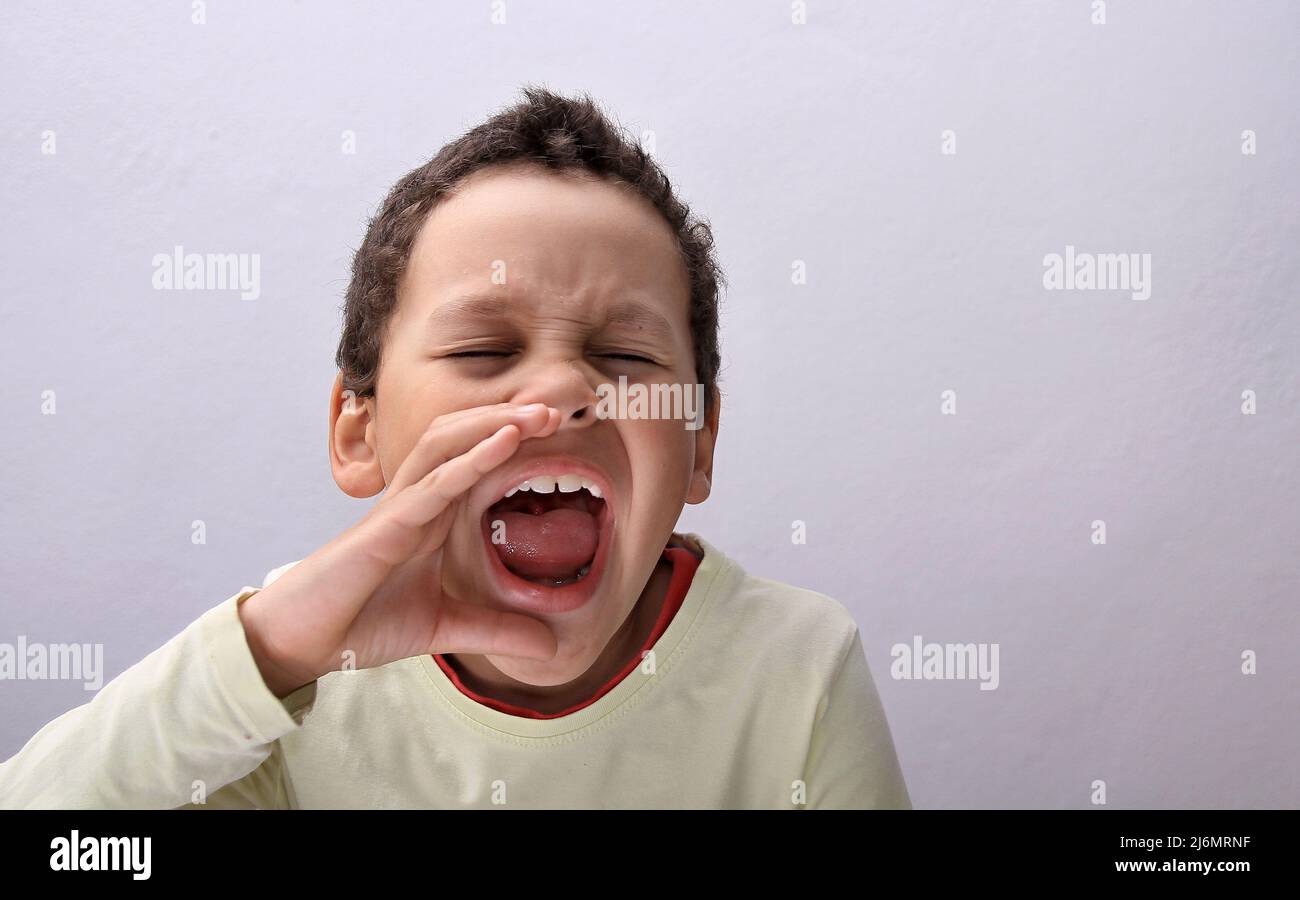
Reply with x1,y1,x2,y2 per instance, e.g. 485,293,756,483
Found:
446,555,674,715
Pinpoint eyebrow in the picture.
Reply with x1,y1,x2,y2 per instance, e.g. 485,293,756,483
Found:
424,294,678,343
600,300,677,343
423,294,514,333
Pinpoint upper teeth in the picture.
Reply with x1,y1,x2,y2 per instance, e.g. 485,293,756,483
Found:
504,474,603,499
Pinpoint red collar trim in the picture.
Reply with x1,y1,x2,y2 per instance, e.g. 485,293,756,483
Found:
432,545,701,719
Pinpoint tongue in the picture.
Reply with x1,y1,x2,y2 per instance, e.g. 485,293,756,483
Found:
493,508,599,580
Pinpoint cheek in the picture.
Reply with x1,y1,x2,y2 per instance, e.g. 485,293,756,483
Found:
374,405,445,486
623,419,695,500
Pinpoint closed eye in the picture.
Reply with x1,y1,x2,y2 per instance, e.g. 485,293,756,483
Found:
596,353,656,364
446,350,656,364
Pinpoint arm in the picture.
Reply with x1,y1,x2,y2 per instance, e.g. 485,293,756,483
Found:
0,578,316,810
801,626,912,810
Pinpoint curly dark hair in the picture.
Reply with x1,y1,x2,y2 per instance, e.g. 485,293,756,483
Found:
334,84,725,413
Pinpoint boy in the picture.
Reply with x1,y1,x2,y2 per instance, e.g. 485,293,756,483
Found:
0,87,910,809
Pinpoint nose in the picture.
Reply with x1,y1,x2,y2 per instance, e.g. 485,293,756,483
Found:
512,359,601,432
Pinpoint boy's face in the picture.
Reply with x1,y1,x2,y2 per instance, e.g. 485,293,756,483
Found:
333,162,718,686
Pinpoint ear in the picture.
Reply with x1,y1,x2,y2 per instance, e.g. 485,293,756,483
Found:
685,386,721,505
328,372,386,498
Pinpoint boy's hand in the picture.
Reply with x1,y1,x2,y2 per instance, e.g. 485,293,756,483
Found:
238,402,562,698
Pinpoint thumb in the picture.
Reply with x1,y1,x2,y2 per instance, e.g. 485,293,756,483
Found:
431,598,558,662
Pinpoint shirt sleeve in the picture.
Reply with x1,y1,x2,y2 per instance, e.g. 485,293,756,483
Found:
0,581,318,810
801,626,912,810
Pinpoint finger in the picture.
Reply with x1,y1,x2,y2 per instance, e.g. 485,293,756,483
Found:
380,420,535,551
411,502,456,559
354,423,524,574
387,403,558,496
431,598,558,661
398,422,530,527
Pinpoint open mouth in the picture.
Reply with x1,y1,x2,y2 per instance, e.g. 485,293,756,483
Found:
481,474,611,591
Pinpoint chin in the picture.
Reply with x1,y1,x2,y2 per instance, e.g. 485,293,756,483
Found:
487,639,605,686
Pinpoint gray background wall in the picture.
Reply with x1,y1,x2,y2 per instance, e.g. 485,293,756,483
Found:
1,0,1296,808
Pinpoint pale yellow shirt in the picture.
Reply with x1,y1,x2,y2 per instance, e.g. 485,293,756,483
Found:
0,533,911,809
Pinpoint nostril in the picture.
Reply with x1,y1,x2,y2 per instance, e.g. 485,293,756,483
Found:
572,408,586,420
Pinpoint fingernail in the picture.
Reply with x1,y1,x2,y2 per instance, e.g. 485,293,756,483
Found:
519,403,546,413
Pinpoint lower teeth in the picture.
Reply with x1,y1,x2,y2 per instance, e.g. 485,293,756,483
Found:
544,564,593,587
